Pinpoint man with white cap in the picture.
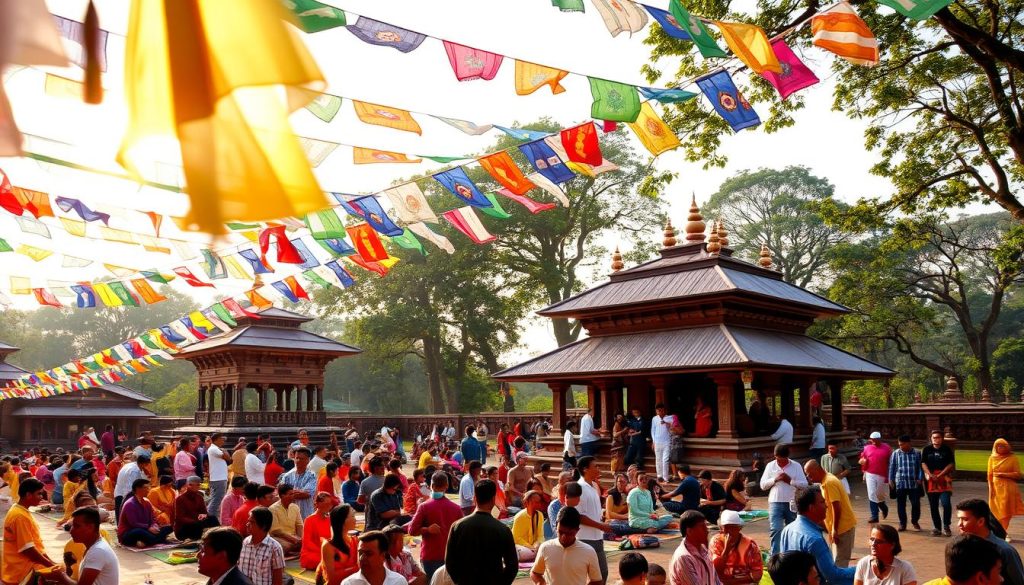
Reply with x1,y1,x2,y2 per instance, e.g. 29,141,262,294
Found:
859,431,892,524
709,510,764,585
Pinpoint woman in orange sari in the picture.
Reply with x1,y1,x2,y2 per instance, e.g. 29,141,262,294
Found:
988,438,1024,532
316,504,358,585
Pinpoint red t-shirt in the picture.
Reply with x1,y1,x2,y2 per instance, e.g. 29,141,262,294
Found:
408,497,464,562
265,460,285,485
232,500,258,536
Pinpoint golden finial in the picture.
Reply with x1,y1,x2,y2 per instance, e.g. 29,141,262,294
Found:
663,219,677,248
717,218,730,247
707,220,721,255
758,243,773,269
611,247,624,272
684,194,706,243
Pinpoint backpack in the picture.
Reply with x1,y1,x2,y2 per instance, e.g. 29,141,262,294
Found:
618,534,660,550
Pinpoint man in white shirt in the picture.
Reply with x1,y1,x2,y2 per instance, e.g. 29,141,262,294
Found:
759,444,808,556
770,417,794,445
578,408,600,458
342,531,408,585
207,433,231,523
244,442,267,484
574,456,613,584
351,442,365,468
650,403,677,483
562,421,578,471
63,507,119,585
459,461,483,516
530,506,601,585
808,417,827,463
308,446,328,477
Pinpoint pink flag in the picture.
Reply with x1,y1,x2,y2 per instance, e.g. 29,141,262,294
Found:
442,207,497,244
760,39,819,100
496,188,557,214
443,41,504,81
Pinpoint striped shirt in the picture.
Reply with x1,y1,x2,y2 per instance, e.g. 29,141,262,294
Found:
239,535,285,585
670,538,722,585
889,448,923,491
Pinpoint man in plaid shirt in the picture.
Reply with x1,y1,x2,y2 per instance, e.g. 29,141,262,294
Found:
888,434,924,532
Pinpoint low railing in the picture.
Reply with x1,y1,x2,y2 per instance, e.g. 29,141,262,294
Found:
844,402,1024,449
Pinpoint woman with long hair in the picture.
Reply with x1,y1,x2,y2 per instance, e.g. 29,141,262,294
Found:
610,413,629,474
627,477,679,533
724,469,750,512
316,504,359,585
853,524,917,585
693,396,713,438
605,473,637,535
988,438,1024,532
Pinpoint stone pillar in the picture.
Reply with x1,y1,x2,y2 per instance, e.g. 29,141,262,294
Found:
711,372,739,438
596,380,621,434
549,382,569,433
828,379,844,432
797,378,813,433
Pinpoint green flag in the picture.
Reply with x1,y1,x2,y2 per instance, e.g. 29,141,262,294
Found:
305,208,347,240
589,78,641,122
669,0,728,58
107,282,139,306
302,269,335,289
285,0,347,33
209,303,238,328
305,94,343,123
480,193,513,219
419,155,470,164
390,229,426,256
0,238,11,253
225,222,261,230
552,0,585,11
876,0,952,19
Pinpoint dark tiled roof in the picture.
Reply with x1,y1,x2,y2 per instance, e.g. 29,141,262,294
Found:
0,361,28,382
0,340,19,351
250,307,314,323
179,325,361,355
97,384,154,403
10,405,156,417
493,325,893,380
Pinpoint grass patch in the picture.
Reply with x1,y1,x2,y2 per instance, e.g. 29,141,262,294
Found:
955,450,1024,473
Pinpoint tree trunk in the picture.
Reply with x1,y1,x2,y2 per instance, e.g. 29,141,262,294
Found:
421,335,446,414
551,318,582,347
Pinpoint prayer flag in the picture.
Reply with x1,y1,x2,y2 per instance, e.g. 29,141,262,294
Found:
140,270,174,284
158,325,188,344
296,136,339,167
696,70,761,132
259,224,304,264
419,154,470,164
7,276,29,296
408,222,455,254
222,298,260,319
589,78,641,122
543,136,619,176
592,0,649,37
390,229,426,255
0,172,22,215
346,16,426,53
54,196,110,224
519,140,575,184
324,261,356,287
108,282,140,306
627,102,681,156
179,316,209,339
226,222,261,231
496,188,557,214
494,126,550,141
552,0,585,11
98,227,136,245
302,268,335,289
560,122,603,166
353,147,421,164
15,244,53,262
669,0,727,58
345,223,391,263
172,266,216,288
639,87,698,103
239,248,275,274
443,41,504,81
811,2,879,66
131,278,167,304
382,183,438,224
136,235,171,254
877,0,953,19
17,216,51,238
105,264,138,278
188,311,220,334
33,288,62,308
346,254,394,277
433,168,494,208
143,211,163,237
290,238,320,269
644,5,691,39
478,152,536,195
304,93,342,122
172,241,198,260
433,116,494,135
443,207,496,244
285,0,347,32
0,238,11,252
349,196,404,236
316,237,357,258
13,187,54,218
59,217,87,237
271,276,310,302
527,172,570,206
352,100,422,134
760,39,819,100
515,61,568,95
116,0,328,234
305,208,347,239
479,193,512,219
714,21,781,74
201,249,229,280
93,283,121,307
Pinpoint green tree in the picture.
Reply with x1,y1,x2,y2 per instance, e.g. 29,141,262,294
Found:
152,380,198,415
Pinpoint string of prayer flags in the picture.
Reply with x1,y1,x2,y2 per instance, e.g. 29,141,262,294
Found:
346,223,391,263
157,325,188,345
496,189,557,214
714,22,781,74
761,39,819,100
259,225,304,264
324,260,356,287
130,278,167,304
877,0,953,19
285,0,348,33
346,16,426,53
173,266,215,288
592,0,649,37
344,196,404,236
223,256,252,280
305,208,347,240
434,116,494,136
96,282,139,307
639,87,697,104
433,167,494,208
316,237,357,258
137,234,172,254
669,0,728,58
98,227,136,245
10,276,32,295
54,196,110,224
117,0,328,234
528,172,571,206
552,0,586,11
59,217,87,237
297,137,339,167
239,247,274,274
302,268,335,290
14,188,54,218
304,93,343,122
442,207,497,244
408,222,455,254
274,276,311,303
33,288,62,308
696,70,761,132
515,61,569,95
352,100,422,135
443,41,504,81
560,122,603,166
519,140,575,184
644,6,691,40
589,78,641,122
104,264,139,278
16,216,51,238
390,229,426,255
177,316,208,340
140,270,174,285
352,147,421,164
478,152,536,195
811,2,879,66
628,102,681,156
479,193,513,219
188,310,222,334
419,154,472,164
346,254,390,277
495,126,550,142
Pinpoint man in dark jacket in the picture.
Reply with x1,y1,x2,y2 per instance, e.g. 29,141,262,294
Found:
445,479,518,585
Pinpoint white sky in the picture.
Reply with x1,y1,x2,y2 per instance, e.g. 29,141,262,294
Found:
0,0,985,359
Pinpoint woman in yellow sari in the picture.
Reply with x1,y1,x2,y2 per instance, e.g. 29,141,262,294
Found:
988,438,1024,532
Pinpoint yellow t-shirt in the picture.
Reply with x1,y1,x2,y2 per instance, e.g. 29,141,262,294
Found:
921,579,950,585
148,485,177,525
511,509,545,549
418,452,433,470
821,473,857,536
269,501,300,538
3,471,19,503
2,504,46,584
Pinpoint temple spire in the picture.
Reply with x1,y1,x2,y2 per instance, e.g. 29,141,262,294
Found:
611,247,624,272
707,220,721,255
758,243,773,269
717,218,730,247
663,219,677,248
684,194,706,243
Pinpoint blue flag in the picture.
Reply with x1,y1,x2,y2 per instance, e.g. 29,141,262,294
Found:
639,86,698,104
644,5,691,39
290,239,321,270
238,249,274,274
158,326,187,344
70,284,96,308
346,17,426,53
317,237,357,257
696,70,761,132
54,197,111,225
347,196,404,236
325,261,356,288
433,168,494,208
519,140,575,184
271,281,300,303
494,126,550,141
201,249,228,280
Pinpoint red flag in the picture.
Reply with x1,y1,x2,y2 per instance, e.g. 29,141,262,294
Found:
101,351,118,366
142,211,163,236
284,275,310,301
495,188,557,214
259,224,303,265
222,298,261,319
345,223,390,263
560,122,602,166
0,171,23,216
347,253,390,277
32,288,63,308
602,120,618,132
172,266,215,288
477,152,536,195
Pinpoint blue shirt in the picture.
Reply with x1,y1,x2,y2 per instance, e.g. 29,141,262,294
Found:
666,475,701,511
626,416,645,446
780,516,855,585
548,499,563,534
460,437,482,465
888,448,923,490
341,479,360,505
988,532,1024,585
52,465,68,504
279,468,317,519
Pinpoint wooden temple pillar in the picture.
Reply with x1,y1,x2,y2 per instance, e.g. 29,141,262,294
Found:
235,383,245,412
207,387,216,412
220,385,231,411
711,372,740,438
827,378,844,432
274,386,284,412
549,382,570,433
596,380,621,433
284,387,293,412
257,384,267,412
306,384,317,411
651,376,669,408
780,380,795,425
197,385,207,411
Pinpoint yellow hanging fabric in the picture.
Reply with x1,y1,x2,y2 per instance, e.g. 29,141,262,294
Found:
627,102,681,157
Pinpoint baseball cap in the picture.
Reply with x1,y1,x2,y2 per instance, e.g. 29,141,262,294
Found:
869,431,882,439
187,475,202,484
719,510,744,527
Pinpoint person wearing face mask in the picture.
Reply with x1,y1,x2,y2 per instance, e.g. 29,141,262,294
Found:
408,472,462,581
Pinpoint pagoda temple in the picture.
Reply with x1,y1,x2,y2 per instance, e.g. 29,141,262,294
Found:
494,199,893,472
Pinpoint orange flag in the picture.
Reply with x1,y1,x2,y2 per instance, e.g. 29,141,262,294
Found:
352,100,422,134
130,278,168,304
560,122,603,166
13,187,54,218
478,152,536,195
515,61,568,95
811,2,879,66
245,289,273,310
345,223,390,263
352,147,421,164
